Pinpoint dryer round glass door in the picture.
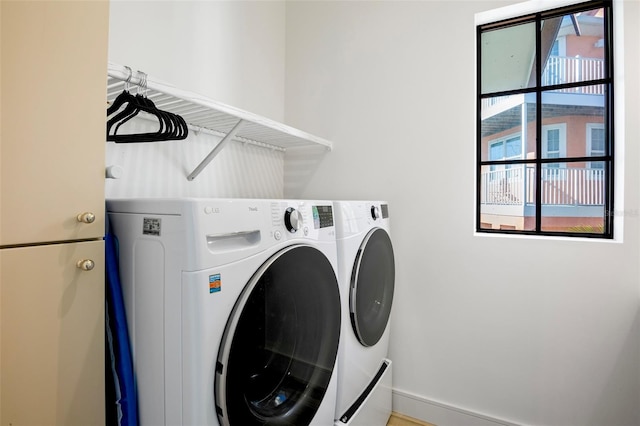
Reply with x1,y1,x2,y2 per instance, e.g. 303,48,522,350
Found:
215,245,340,426
350,228,395,347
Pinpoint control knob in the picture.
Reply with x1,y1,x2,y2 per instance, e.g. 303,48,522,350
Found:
284,207,303,233
371,205,381,220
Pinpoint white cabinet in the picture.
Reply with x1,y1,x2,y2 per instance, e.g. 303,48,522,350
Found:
0,1,109,424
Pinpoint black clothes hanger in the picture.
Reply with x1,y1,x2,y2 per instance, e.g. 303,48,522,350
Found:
107,70,188,143
106,90,135,116
110,94,164,137
108,91,181,142
108,97,188,142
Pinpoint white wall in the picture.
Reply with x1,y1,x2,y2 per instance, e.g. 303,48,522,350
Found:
107,1,288,198
108,0,286,122
285,1,640,425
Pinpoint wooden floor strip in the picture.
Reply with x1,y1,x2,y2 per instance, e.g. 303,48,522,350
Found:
387,411,436,426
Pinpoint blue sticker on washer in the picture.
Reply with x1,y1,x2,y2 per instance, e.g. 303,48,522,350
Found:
209,274,221,293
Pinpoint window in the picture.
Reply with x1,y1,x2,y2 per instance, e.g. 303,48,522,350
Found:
587,123,605,169
493,136,522,161
542,124,567,169
477,0,613,238
489,134,521,171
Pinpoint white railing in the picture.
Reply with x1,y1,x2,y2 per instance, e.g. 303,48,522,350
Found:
538,167,605,205
482,56,605,110
542,56,605,92
481,167,525,205
481,166,605,206
482,95,512,109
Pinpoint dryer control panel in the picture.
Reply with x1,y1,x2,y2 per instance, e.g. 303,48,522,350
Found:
333,201,391,239
370,204,390,221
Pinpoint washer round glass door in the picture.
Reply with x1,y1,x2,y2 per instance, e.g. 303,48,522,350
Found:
215,245,340,426
350,228,395,347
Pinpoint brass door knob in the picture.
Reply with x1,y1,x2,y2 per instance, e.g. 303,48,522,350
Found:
76,259,95,271
77,212,96,224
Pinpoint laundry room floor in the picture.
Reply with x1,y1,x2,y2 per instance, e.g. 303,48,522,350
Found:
387,412,436,426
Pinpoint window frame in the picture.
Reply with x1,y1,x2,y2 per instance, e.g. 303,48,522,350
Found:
476,0,614,239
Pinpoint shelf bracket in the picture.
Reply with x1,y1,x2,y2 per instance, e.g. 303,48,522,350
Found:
187,119,246,181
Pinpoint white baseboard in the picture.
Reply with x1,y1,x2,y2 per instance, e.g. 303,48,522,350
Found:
392,388,523,426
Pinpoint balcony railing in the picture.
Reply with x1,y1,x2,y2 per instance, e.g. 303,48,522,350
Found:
542,55,605,93
482,56,605,110
481,165,605,206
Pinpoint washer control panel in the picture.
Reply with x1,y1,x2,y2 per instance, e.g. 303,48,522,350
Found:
284,207,304,233
270,201,334,241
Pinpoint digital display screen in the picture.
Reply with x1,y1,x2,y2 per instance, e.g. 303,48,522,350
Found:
381,204,389,219
312,205,334,229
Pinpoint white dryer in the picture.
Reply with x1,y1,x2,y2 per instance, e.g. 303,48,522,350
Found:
333,201,395,426
107,198,341,426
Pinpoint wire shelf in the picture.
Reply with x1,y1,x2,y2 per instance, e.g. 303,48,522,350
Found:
107,62,332,180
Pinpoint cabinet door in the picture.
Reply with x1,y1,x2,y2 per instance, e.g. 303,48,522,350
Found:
0,1,109,246
0,240,105,426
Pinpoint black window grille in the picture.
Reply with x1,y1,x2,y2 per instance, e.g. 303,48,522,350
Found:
476,0,614,238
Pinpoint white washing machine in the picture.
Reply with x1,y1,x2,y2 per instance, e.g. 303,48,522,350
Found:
333,201,395,426
107,198,341,426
